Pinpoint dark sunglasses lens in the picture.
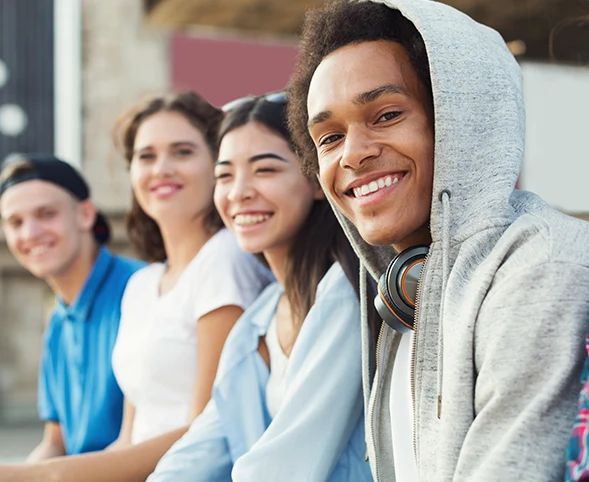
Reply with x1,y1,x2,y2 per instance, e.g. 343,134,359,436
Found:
222,91,287,113
264,91,287,104
221,96,254,113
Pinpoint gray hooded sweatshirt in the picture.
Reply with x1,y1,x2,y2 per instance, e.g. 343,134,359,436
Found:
331,0,589,481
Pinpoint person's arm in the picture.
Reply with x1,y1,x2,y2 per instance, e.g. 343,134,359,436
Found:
147,400,233,482
453,263,589,482
190,305,244,420
31,327,64,463
232,271,369,481
106,399,136,451
0,426,189,482
26,422,66,463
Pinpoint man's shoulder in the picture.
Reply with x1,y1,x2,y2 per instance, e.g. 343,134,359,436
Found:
96,251,146,300
504,191,589,268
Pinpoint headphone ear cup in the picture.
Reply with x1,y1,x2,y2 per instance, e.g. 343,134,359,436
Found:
373,245,429,334
374,267,415,333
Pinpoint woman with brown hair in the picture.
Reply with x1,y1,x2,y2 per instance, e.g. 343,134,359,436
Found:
110,90,273,446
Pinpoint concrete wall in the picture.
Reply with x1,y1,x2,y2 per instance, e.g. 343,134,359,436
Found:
520,61,589,215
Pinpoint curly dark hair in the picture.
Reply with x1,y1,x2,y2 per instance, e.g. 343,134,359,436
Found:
113,92,225,262
288,0,433,177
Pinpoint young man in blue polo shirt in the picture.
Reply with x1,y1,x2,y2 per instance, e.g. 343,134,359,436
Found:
0,154,144,459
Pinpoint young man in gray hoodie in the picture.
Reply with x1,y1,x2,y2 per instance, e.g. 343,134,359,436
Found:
288,0,589,480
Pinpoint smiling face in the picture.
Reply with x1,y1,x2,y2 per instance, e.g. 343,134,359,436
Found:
214,122,322,258
0,180,94,280
307,40,434,250
130,110,216,227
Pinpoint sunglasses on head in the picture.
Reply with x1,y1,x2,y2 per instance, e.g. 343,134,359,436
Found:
221,90,287,113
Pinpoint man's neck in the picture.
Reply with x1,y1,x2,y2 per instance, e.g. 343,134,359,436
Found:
47,240,100,306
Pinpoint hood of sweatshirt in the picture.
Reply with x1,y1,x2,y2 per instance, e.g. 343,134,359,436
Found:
333,0,525,280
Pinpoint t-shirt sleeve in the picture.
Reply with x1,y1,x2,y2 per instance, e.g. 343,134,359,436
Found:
191,231,272,322
37,328,59,423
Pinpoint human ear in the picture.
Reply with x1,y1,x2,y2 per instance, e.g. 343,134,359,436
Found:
77,199,97,232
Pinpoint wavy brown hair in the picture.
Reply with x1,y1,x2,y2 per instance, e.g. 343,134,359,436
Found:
113,92,224,262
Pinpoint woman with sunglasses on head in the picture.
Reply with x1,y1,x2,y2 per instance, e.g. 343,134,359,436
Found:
0,92,272,482
145,92,375,482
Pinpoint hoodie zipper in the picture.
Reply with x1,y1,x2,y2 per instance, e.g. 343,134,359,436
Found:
410,251,430,459
368,322,385,482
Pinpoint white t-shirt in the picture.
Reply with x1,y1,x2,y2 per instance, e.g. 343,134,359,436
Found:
265,315,288,419
390,333,418,482
112,228,272,444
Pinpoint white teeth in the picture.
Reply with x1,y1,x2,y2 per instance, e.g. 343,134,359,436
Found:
155,186,176,195
29,245,50,256
352,175,401,198
234,214,271,226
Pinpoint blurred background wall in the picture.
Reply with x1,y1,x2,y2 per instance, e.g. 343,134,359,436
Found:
0,0,587,427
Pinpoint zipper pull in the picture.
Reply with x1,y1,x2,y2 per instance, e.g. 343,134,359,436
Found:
437,395,442,419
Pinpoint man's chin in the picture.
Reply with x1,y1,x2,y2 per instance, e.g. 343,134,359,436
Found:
26,263,58,280
356,226,399,247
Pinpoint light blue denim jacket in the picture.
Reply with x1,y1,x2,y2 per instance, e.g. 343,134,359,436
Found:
147,263,373,482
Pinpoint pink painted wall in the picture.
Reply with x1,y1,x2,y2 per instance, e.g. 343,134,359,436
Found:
171,34,298,108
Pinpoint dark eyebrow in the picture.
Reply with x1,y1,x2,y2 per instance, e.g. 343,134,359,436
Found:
249,153,288,163
308,110,333,129
133,141,197,155
354,83,408,104
215,153,288,167
170,141,197,148
307,83,408,130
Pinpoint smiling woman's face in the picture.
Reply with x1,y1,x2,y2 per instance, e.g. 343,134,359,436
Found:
307,40,434,250
214,121,322,256
130,110,215,226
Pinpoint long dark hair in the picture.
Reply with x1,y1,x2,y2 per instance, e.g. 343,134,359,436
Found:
113,91,225,262
218,95,380,340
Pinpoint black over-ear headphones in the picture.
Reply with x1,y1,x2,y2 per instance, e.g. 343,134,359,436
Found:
374,246,429,333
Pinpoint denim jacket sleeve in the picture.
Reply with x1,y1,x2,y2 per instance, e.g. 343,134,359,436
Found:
232,264,366,481
146,400,233,482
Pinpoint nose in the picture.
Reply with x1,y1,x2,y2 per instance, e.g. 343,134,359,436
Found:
152,154,174,177
339,124,381,171
226,173,255,203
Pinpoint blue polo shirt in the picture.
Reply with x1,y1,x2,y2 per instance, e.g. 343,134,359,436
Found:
38,247,144,455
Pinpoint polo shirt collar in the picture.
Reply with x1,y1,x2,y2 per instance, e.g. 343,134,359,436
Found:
55,247,115,323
